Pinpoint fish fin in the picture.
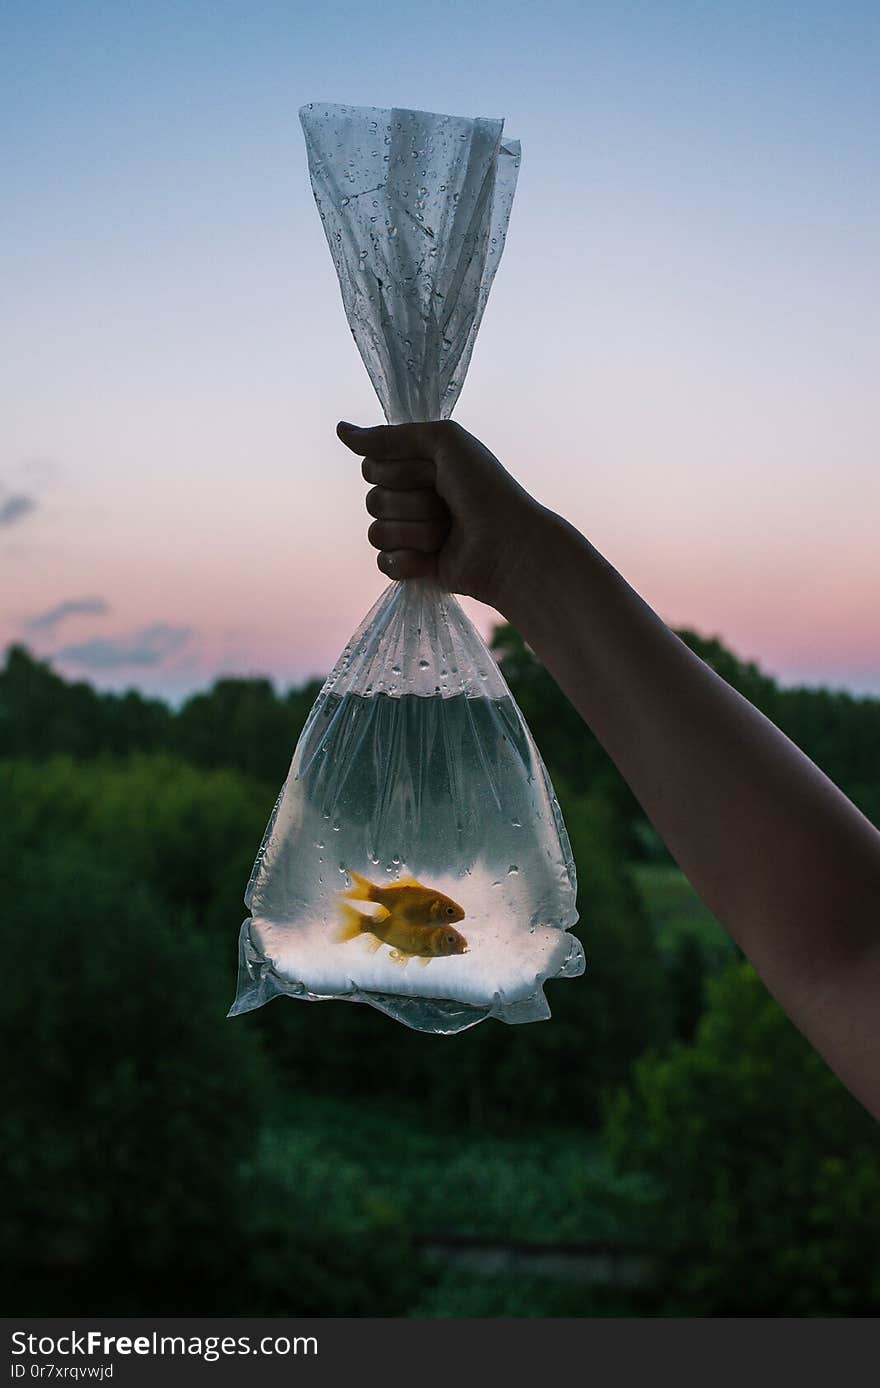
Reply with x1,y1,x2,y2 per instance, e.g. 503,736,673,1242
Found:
388,949,410,968
418,956,432,967
336,901,368,943
392,873,422,889
372,904,391,924
345,869,375,902
364,933,383,953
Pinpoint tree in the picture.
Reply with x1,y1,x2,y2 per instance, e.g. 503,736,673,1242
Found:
0,838,274,1311
603,962,880,1314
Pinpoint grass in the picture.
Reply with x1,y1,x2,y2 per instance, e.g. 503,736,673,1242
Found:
634,863,735,971
253,1093,657,1245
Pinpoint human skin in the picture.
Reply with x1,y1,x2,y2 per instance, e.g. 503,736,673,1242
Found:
337,417,880,1119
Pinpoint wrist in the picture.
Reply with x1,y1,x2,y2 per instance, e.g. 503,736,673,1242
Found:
488,499,569,621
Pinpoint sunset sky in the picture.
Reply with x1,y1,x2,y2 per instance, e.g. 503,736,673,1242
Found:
3,1,879,701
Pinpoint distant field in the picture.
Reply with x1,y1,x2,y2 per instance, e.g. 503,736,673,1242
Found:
634,863,735,971
252,1095,659,1316
257,1095,655,1244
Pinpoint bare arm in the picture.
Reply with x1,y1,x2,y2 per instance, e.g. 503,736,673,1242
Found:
337,418,880,1116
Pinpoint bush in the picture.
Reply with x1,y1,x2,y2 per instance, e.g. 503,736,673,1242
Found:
0,838,274,1310
603,962,880,1314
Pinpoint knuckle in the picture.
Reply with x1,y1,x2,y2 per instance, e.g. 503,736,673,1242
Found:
367,519,385,548
365,486,384,517
361,456,379,483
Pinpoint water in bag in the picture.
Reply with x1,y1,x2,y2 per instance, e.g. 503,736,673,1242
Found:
230,102,584,1033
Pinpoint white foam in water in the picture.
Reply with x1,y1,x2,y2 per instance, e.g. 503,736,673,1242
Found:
251,860,579,1008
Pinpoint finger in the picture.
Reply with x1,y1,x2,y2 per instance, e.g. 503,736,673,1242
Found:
368,518,449,554
337,419,443,460
361,455,435,490
378,549,436,580
366,486,448,522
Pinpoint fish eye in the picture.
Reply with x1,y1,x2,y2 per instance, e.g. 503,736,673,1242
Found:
446,905,456,917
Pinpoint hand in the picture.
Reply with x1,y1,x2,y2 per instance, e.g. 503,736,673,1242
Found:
336,418,542,611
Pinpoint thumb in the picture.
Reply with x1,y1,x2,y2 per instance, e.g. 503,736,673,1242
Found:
336,420,436,460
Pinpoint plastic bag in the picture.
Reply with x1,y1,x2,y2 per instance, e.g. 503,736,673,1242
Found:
229,102,584,1034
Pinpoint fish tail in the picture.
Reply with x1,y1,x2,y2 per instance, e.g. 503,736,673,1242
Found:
336,901,368,943
345,869,375,903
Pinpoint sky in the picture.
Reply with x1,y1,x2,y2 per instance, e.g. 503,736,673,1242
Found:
2,0,879,701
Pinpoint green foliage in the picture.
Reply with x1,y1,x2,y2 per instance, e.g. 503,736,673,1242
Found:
604,962,880,1314
244,1098,655,1317
0,838,272,1310
5,633,879,828
411,1270,643,1317
0,644,172,759
634,864,737,1040
678,630,880,827
492,625,644,847
2,639,877,1316
1,754,274,940
494,625,880,836
174,676,323,785
253,1096,653,1245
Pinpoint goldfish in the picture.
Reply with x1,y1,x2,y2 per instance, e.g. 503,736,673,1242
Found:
336,870,468,966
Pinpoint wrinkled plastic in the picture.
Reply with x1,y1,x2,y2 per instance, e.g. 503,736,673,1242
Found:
230,102,584,1033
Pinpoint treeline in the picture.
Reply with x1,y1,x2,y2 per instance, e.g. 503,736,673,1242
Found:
3,630,880,827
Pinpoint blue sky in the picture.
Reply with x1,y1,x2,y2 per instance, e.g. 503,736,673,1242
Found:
3,0,879,698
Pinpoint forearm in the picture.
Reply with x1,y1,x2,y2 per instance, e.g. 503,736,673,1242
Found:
498,507,880,1108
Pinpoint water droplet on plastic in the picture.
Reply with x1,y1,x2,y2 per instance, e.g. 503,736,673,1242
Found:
510,819,521,829
418,659,429,669
507,865,519,875
391,664,401,674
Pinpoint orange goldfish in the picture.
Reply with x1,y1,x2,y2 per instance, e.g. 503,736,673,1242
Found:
337,870,468,966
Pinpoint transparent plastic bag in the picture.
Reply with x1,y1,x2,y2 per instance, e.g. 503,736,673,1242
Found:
229,102,584,1034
